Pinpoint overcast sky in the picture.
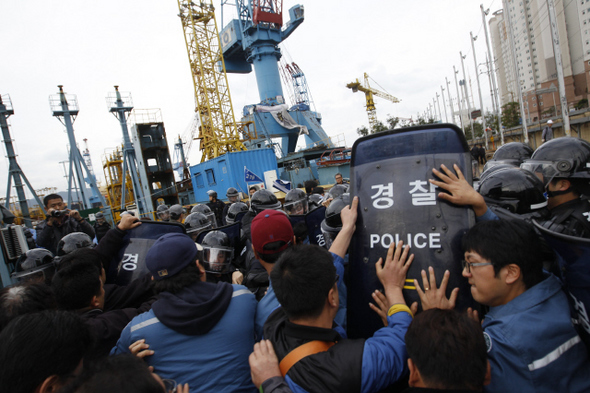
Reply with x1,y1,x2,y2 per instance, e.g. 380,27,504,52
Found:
0,0,500,204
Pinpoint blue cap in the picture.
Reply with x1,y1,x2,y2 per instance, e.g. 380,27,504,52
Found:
145,233,198,280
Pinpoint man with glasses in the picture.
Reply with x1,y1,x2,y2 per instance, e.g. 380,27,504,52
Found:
415,220,590,393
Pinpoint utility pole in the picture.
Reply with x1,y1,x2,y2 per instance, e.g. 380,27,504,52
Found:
460,52,475,142
433,97,438,122
471,32,488,149
446,78,455,125
453,66,465,132
547,0,571,136
0,94,44,227
481,4,503,146
505,4,529,142
436,93,443,123
441,86,449,123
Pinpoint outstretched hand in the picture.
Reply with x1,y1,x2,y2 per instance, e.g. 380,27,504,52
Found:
118,214,142,231
375,241,414,307
429,164,487,216
413,266,459,311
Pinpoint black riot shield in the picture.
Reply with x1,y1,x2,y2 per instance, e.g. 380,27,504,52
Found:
532,220,590,348
348,124,476,339
112,221,186,286
305,206,327,247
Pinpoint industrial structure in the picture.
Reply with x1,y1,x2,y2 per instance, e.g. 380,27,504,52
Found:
347,73,401,131
0,94,44,228
50,86,106,210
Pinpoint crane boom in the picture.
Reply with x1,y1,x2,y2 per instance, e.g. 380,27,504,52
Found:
177,0,246,162
346,72,400,130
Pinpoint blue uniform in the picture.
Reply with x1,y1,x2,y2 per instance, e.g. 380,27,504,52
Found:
111,283,257,393
483,274,590,393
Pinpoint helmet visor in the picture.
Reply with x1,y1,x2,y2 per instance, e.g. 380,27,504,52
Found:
284,200,308,216
202,246,233,274
520,160,574,186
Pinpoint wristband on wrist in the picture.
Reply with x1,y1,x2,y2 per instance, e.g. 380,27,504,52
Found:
387,303,413,318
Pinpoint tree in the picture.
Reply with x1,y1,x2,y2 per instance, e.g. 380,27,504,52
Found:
501,102,520,128
464,122,483,140
484,111,499,133
386,115,400,129
356,125,369,137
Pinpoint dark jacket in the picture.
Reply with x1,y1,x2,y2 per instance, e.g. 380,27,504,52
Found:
207,199,227,227
104,273,155,312
82,296,156,359
542,198,590,238
94,221,111,243
36,216,95,254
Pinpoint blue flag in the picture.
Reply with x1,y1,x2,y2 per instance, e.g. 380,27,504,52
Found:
244,166,264,183
273,179,292,194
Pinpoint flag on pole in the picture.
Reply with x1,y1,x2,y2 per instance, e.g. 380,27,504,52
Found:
244,166,264,183
272,179,292,194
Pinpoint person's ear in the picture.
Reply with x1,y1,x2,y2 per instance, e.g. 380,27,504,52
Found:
407,358,422,387
558,179,571,191
38,375,62,393
196,260,206,281
504,264,521,285
483,360,492,386
327,287,338,308
90,295,100,309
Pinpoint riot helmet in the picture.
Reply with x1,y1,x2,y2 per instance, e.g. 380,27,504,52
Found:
156,204,170,222
328,184,348,200
283,189,308,216
11,249,55,284
56,232,94,256
478,167,547,214
250,189,282,214
492,142,534,165
191,204,217,228
226,187,240,203
320,194,350,249
521,137,590,194
201,231,234,274
226,202,249,225
308,194,323,212
478,163,517,186
169,204,185,222
184,213,212,240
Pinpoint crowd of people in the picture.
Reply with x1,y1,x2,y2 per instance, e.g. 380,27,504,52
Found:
1,138,590,393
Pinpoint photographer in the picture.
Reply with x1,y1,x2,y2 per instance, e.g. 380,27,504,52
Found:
36,193,95,254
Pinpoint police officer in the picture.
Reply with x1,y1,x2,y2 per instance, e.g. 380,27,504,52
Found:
169,204,185,224
156,204,170,222
184,212,212,242
521,137,590,238
206,190,226,227
93,212,111,243
201,230,238,284
221,187,240,225
283,189,308,216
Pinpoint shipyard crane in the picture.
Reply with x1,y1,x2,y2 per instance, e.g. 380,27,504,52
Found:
177,0,247,162
346,73,401,131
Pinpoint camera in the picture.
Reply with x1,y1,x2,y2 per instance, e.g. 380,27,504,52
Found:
51,209,70,218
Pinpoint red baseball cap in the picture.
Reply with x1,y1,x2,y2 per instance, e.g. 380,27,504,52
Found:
251,210,294,255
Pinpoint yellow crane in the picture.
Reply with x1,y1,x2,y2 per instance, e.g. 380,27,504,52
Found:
177,0,247,162
346,73,400,131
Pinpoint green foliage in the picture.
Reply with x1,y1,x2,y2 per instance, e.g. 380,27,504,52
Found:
356,115,403,137
464,122,483,140
484,111,499,132
501,102,520,128
575,99,588,110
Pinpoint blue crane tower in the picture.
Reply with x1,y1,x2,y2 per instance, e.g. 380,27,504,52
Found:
220,1,333,156
50,86,106,210
106,86,148,215
0,94,44,227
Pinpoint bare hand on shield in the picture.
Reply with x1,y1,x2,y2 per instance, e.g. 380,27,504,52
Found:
329,196,359,258
429,164,488,217
117,214,142,231
413,266,459,311
375,241,414,308
369,290,390,327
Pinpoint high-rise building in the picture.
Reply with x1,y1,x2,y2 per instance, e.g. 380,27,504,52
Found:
489,0,589,122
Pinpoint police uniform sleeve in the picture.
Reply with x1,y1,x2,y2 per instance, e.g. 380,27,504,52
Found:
360,311,412,393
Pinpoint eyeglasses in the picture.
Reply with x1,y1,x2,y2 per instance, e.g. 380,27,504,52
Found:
162,379,177,393
461,260,493,273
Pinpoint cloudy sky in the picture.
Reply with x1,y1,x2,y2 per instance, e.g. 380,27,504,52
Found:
0,0,500,204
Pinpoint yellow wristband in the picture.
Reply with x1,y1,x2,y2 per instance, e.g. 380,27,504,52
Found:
387,304,413,319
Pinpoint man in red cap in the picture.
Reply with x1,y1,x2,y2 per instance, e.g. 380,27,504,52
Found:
253,197,359,339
